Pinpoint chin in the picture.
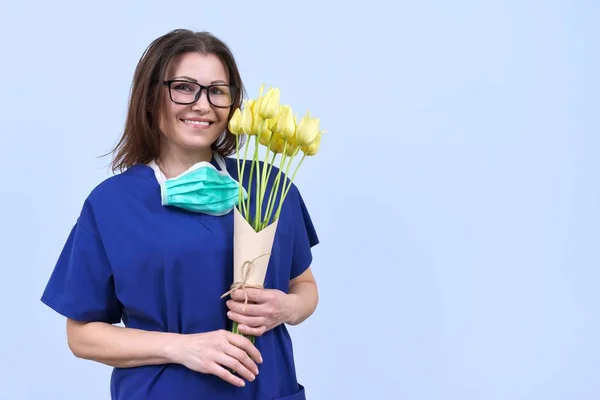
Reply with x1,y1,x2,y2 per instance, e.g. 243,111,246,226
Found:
161,121,225,154
179,136,218,151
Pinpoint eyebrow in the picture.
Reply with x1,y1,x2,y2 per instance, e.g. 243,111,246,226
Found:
172,76,228,85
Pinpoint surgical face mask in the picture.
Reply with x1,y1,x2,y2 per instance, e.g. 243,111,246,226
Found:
149,154,246,216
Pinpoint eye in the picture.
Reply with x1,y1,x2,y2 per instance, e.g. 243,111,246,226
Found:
209,85,230,96
173,83,196,93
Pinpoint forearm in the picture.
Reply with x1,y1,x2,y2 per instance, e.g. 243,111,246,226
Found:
67,319,180,368
286,281,319,326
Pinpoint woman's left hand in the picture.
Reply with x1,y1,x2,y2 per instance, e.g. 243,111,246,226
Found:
226,288,294,337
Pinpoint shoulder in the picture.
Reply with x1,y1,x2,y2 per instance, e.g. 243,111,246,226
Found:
87,165,152,202
78,165,156,229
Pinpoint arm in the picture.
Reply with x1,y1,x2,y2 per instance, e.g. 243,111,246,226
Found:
226,267,319,335
286,267,319,326
66,319,178,368
66,319,262,387
47,207,259,387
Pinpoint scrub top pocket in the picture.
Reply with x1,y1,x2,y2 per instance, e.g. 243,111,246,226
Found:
272,384,306,400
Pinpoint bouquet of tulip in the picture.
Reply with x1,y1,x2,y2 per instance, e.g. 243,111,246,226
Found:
220,84,324,343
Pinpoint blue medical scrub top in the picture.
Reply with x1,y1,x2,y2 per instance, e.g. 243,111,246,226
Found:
41,155,319,400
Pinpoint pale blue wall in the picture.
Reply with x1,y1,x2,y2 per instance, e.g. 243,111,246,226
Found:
1,1,598,399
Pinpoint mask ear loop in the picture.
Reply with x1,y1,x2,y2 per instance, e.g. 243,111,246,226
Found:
213,152,248,203
152,159,169,206
149,159,167,185
214,153,231,176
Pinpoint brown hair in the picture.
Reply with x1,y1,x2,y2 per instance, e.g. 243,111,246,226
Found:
109,29,246,173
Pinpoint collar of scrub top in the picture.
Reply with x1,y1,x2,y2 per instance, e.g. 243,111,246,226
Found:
147,153,228,185
147,153,228,230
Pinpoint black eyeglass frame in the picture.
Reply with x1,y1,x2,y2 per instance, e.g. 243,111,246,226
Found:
162,80,239,108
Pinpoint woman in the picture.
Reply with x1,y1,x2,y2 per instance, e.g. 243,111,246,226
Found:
41,29,319,400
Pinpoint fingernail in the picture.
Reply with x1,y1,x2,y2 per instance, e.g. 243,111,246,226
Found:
239,325,245,331
239,380,245,387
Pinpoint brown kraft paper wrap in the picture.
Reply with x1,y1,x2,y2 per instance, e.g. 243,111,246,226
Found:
221,207,279,307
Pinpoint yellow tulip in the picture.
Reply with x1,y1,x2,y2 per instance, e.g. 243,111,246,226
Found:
251,114,264,136
267,116,279,132
252,85,265,115
259,127,273,147
270,130,283,143
275,105,296,140
240,101,253,135
258,87,281,120
285,138,300,157
228,108,242,134
301,132,322,156
295,111,320,146
295,111,309,137
245,99,256,117
267,106,284,132
268,137,285,154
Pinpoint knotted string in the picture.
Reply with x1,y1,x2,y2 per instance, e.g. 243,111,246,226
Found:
221,253,271,311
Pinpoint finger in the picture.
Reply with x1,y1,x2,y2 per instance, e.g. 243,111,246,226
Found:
227,300,264,316
227,331,263,364
215,352,256,383
224,341,260,376
227,311,265,328
207,362,246,387
231,288,267,303
238,324,267,337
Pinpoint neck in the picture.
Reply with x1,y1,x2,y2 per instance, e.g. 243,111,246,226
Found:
157,144,214,178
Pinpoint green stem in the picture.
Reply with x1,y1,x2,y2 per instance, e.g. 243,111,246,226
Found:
270,149,295,221
265,151,277,187
258,142,271,229
282,148,302,197
274,152,306,221
253,135,261,230
235,135,244,215
245,138,257,224
261,151,277,228
231,322,255,348
263,144,288,229
239,134,252,218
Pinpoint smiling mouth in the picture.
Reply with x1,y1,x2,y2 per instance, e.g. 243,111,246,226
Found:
181,119,213,126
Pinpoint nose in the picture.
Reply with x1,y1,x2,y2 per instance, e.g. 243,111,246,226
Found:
191,88,211,112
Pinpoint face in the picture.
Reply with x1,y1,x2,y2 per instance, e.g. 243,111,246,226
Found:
158,52,232,157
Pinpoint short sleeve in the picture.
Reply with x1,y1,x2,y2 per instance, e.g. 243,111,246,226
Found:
41,202,122,324
289,184,320,280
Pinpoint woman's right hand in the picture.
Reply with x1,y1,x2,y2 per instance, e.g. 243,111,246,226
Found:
169,329,262,387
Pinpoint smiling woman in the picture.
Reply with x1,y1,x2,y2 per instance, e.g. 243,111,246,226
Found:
157,53,235,164
108,29,247,175
40,29,320,400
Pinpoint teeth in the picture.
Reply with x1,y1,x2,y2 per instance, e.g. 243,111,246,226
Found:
183,119,210,126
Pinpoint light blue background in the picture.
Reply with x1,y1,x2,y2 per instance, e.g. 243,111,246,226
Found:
1,0,598,399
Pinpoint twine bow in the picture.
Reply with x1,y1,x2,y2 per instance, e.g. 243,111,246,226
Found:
221,253,271,311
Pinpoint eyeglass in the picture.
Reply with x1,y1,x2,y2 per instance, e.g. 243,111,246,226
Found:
163,80,238,108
